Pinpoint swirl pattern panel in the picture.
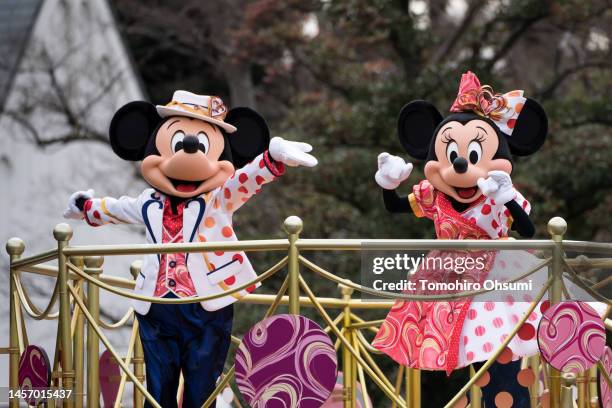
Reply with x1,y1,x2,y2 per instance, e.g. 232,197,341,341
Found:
18,345,51,407
235,314,338,408
537,301,605,374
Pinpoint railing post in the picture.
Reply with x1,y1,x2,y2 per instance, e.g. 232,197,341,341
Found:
548,216,567,408
529,355,540,408
283,216,303,315
54,223,74,408
577,370,586,408
561,372,576,408
6,238,25,408
339,284,356,408
468,365,481,408
588,365,598,404
71,256,85,408
130,260,145,408
407,368,421,408
85,255,103,408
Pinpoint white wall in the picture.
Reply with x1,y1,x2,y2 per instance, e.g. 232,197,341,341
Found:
0,0,146,395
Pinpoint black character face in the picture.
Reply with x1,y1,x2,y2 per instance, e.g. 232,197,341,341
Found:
108,102,270,198
396,99,548,202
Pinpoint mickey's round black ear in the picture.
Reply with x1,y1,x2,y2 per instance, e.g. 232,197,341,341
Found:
109,101,161,161
397,100,443,160
507,98,548,156
224,107,270,168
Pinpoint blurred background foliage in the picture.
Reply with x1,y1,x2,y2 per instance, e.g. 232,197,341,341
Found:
110,0,611,405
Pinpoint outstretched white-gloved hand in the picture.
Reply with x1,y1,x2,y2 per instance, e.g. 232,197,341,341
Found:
269,137,318,167
477,171,516,205
375,152,413,190
63,189,95,219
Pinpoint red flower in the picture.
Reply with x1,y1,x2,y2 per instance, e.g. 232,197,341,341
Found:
450,71,484,113
457,71,481,95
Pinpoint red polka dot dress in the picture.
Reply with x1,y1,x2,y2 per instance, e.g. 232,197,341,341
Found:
372,180,544,373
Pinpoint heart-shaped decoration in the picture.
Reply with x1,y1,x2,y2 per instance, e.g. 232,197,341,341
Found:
235,314,338,408
537,301,605,374
18,345,51,406
99,349,121,407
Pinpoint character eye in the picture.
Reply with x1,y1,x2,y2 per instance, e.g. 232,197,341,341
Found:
171,131,185,153
446,141,459,163
197,132,209,153
468,140,482,164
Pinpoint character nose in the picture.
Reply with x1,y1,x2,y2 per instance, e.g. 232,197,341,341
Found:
453,157,468,174
182,135,199,154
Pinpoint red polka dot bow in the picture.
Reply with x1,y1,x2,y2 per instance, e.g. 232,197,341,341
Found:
450,71,526,136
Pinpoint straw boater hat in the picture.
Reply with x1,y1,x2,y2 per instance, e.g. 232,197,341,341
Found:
156,90,237,133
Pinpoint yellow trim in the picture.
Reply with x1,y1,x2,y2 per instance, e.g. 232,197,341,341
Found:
198,235,242,300
100,198,128,224
219,281,243,300
408,193,424,218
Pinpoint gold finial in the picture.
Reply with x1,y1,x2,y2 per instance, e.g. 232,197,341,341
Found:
53,223,73,241
561,372,576,387
70,256,85,267
283,216,303,235
130,260,143,280
84,256,104,269
547,217,567,237
338,283,355,298
6,237,25,256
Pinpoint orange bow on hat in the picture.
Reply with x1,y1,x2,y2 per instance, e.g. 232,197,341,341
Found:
450,71,526,136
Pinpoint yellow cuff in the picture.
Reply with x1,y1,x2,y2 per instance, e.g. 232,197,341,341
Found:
408,193,424,218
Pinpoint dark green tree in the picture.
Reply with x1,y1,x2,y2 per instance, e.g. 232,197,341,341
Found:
113,1,611,405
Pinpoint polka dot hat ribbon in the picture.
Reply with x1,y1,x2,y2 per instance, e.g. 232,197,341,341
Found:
450,71,526,136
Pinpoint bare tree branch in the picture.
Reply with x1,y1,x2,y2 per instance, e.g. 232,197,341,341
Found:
483,12,548,71
5,111,107,147
429,0,484,65
77,70,125,117
537,61,612,100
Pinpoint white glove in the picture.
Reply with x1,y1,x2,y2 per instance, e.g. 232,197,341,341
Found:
216,387,234,406
477,171,516,205
375,152,413,190
269,137,318,167
63,189,95,220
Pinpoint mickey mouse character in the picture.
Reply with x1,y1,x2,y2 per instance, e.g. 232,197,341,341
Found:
63,91,317,408
371,72,547,406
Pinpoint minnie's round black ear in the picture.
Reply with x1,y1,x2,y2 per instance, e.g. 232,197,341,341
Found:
224,107,270,168
397,100,443,160
109,101,161,161
507,98,548,156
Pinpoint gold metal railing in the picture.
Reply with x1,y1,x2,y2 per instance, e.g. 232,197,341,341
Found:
3,215,612,408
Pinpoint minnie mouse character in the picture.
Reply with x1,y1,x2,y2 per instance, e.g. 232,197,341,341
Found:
371,72,547,406
63,91,317,408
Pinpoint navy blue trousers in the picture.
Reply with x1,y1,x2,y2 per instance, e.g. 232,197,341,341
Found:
472,360,530,407
136,294,233,408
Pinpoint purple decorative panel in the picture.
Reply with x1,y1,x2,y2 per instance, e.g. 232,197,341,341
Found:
18,345,51,406
235,314,338,407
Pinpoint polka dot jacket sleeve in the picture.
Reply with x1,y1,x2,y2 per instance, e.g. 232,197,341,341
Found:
216,151,285,214
408,180,438,220
82,191,148,227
